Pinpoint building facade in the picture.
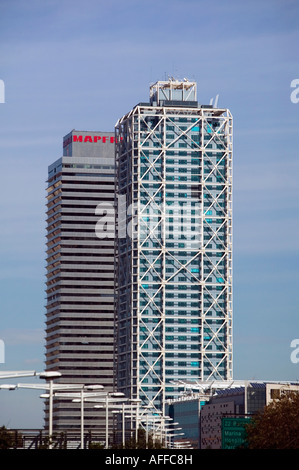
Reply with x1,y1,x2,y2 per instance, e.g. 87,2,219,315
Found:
114,79,233,417
167,396,208,448
166,380,299,449
200,381,299,448
45,130,116,432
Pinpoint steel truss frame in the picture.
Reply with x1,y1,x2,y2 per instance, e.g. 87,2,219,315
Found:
115,97,233,418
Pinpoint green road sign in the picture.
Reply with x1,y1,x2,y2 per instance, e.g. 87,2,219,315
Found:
221,417,251,449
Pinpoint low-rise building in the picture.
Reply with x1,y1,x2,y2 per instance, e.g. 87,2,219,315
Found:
166,380,299,449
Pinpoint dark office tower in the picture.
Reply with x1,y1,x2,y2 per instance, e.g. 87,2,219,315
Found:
45,130,115,433
115,79,233,418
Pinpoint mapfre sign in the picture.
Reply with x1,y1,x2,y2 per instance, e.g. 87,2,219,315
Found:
63,135,121,147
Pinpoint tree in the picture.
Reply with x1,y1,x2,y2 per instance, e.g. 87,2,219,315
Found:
0,426,14,449
246,392,299,449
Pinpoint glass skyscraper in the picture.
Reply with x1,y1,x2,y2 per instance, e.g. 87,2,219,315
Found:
114,79,233,417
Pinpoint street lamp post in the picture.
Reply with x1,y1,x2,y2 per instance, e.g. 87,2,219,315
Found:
138,414,183,449
111,399,142,448
72,391,91,449
165,428,182,448
1,370,104,449
39,371,62,449
105,393,109,448
112,405,127,448
17,374,88,448
0,371,38,379
122,403,125,447
92,392,125,448
71,385,104,449
53,389,124,449
0,384,17,390
103,393,125,449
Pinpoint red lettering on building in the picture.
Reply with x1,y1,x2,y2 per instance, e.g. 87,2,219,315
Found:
63,135,123,147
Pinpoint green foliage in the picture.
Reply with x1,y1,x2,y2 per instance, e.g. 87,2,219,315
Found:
89,441,105,449
246,392,299,449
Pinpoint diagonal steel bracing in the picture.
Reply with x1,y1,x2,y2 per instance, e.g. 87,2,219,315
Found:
115,86,233,418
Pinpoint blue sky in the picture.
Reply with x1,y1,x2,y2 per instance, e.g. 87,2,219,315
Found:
0,0,298,428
